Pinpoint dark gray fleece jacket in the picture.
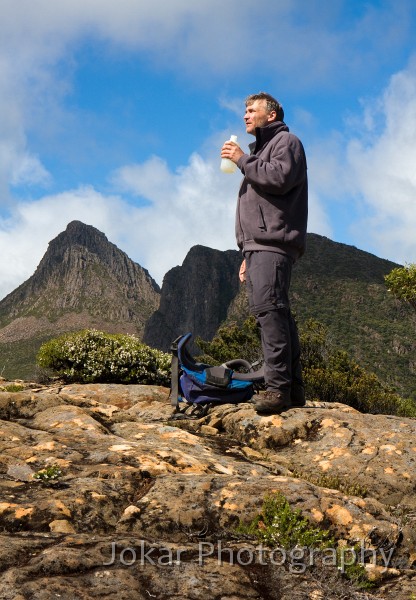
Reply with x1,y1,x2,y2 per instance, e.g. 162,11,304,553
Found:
235,120,308,260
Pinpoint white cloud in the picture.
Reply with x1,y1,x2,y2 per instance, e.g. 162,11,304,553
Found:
103,147,244,282
306,189,333,239
300,59,416,266
10,154,51,187
345,60,416,264
2,0,410,73
0,0,251,72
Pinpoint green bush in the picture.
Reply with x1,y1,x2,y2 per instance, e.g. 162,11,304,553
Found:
237,493,373,589
384,264,416,310
37,329,171,385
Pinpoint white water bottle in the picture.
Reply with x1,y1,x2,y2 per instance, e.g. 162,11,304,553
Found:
220,135,238,173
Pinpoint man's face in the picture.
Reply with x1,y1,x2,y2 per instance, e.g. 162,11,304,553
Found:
244,99,276,135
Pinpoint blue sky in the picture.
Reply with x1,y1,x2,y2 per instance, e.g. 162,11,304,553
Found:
1,0,416,299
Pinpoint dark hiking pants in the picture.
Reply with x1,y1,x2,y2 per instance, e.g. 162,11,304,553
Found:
244,250,303,397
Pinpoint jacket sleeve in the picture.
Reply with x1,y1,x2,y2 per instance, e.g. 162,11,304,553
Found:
237,134,306,195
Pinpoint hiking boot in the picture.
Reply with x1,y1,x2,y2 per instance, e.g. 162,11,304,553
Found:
291,383,305,407
254,390,291,415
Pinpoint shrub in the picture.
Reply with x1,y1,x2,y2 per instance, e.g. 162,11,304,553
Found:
237,492,334,549
37,329,171,386
384,264,416,310
301,320,416,417
237,493,373,590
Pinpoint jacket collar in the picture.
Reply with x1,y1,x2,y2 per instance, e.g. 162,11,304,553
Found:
249,120,289,154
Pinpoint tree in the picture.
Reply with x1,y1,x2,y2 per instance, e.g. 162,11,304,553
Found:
384,264,416,311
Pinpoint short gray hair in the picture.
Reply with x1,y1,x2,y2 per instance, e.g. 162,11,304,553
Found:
245,92,284,121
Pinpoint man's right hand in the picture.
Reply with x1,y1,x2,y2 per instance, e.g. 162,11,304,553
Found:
221,141,244,164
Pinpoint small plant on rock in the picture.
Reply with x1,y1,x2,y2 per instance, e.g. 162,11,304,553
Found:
32,464,63,481
1,383,25,393
237,492,334,549
237,492,374,590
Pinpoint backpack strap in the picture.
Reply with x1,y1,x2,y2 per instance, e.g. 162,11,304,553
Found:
170,402,212,420
169,335,182,409
222,359,264,382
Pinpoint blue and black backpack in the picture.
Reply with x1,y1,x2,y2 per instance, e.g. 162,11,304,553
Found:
169,332,264,419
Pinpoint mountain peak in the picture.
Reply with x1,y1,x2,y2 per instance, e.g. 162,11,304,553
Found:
66,219,93,231
63,219,110,242
45,221,111,260
0,222,160,360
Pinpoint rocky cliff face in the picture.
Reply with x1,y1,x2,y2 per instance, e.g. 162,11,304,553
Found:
0,221,160,377
143,245,242,352
0,380,415,599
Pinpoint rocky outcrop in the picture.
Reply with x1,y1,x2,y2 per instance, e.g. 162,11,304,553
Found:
143,245,242,352
0,381,415,599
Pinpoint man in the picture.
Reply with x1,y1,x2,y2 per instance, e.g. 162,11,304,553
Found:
221,92,308,414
